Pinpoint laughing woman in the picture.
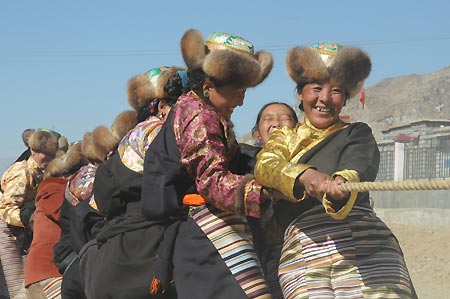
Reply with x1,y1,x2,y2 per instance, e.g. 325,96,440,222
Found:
255,42,416,299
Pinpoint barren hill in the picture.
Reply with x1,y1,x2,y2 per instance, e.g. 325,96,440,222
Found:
342,65,450,140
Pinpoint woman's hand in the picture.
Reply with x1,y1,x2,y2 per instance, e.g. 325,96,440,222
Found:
325,175,348,201
298,168,329,199
299,169,348,200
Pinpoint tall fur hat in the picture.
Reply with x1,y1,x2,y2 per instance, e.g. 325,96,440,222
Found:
181,29,273,88
286,42,371,99
89,110,138,162
127,66,185,112
43,142,89,180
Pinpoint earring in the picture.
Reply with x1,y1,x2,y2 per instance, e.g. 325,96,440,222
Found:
203,89,210,98
157,111,163,119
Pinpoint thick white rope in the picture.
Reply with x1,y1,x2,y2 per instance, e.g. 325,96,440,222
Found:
339,179,450,192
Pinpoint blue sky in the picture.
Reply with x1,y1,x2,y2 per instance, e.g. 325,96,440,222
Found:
1,0,450,173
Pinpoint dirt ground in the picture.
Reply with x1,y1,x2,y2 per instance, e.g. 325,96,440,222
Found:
383,220,450,299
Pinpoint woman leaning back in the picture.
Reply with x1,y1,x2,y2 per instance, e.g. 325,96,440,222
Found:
141,29,275,299
254,42,416,299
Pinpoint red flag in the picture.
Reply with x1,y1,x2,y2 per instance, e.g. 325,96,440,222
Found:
359,86,365,109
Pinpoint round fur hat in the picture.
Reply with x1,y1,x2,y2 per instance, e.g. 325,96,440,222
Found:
28,130,60,155
286,42,371,99
181,29,273,88
127,66,185,112
91,110,138,161
29,128,69,157
43,142,89,180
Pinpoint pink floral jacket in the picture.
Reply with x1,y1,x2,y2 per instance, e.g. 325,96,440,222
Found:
172,92,265,218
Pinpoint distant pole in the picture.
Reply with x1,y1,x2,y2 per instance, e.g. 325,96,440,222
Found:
394,142,405,181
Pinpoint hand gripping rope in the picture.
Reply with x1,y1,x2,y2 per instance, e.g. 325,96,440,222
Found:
338,179,450,192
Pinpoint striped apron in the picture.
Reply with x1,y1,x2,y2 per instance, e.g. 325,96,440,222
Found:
173,205,271,299
279,205,413,299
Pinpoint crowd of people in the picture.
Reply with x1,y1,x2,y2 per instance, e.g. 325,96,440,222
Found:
0,29,417,299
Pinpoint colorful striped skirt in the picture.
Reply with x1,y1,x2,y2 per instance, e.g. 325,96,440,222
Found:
172,205,271,299
279,205,414,299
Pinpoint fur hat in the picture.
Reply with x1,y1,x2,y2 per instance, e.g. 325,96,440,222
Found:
286,42,371,98
81,132,98,162
88,110,138,162
21,129,35,147
28,128,69,157
28,130,58,156
55,136,69,158
181,29,273,88
43,142,89,180
127,66,185,112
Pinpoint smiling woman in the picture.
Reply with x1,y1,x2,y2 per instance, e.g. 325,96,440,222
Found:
298,82,346,129
255,42,417,299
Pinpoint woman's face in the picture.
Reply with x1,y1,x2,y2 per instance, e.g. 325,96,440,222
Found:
298,81,346,129
205,82,246,120
31,150,55,170
255,104,297,145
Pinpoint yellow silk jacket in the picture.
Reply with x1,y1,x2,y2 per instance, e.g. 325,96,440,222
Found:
254,118,364,220
0,157,43,227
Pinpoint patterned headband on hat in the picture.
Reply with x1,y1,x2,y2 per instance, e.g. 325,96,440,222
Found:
146,66,170,88
311,42,343,67
205,32,255,56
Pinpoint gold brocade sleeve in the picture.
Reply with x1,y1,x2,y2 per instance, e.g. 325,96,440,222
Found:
255,126,312,202
0,163,33,227
322,169,360,220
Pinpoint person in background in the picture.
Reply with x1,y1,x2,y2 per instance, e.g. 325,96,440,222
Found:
240,101,298,299
255,42,416,298
90,66,186,299
141,29,275,299
240,101,299,171
53,110,137,299
0,129,65,299
1,128,35,299
24,143,88,299
53,136,100,299
253,102,298,146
